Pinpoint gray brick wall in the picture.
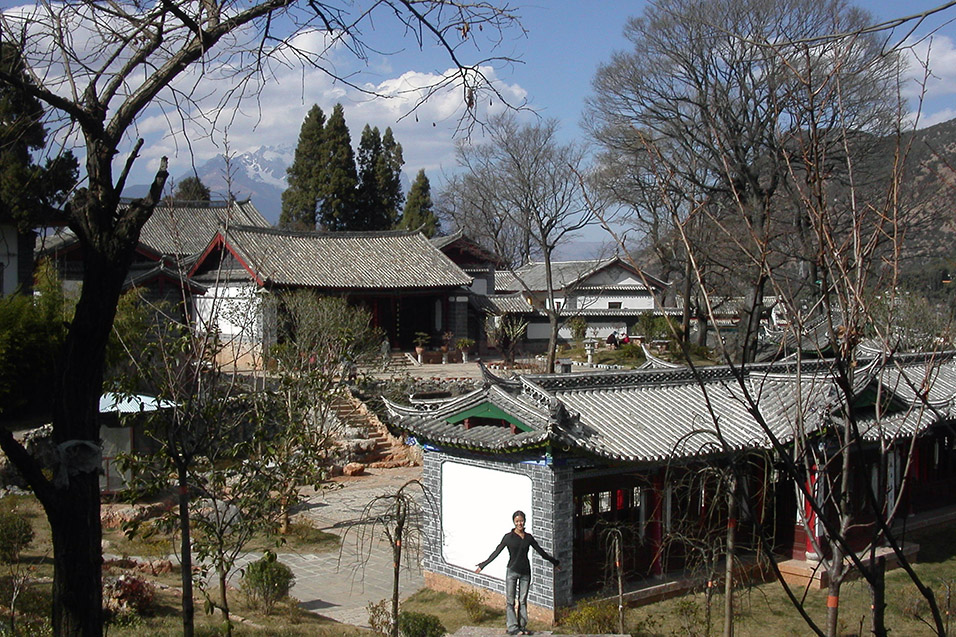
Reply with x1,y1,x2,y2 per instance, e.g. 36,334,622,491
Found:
420,449,574,612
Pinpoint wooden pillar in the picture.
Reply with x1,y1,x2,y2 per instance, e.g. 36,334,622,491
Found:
792,467,818,560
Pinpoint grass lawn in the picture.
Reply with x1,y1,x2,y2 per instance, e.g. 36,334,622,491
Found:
402,525,956,636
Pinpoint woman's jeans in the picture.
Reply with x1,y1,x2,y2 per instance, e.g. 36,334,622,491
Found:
505,568,530,631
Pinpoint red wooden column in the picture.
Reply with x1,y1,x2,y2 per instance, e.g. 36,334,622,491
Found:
792,467,818,560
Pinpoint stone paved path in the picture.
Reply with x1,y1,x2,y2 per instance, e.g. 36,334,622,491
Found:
279,465,425,626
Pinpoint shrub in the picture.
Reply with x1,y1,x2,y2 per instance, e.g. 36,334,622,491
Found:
561,597,619,634
565,316,589,342
0,512,34,562
397,610,446,637
242,551,296,614
367,598,392,636
674,597,705,637
454,587,486,623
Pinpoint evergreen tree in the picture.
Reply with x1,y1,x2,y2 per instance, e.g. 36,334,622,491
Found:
317,103,359,231
398,169,438,237
356,124,385,229
357,125,405,230
280,104,326,229
379,127,405,225
0,43,77,231
171,175,211,203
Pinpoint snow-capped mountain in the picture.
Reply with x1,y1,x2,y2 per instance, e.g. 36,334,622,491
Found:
187,145,292,223
125,145,293,224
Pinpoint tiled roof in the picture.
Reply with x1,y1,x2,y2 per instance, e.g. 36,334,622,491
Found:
209,226,472,289
483,293,536,314
495,257,667,293
385,385,552,453
387,352,956,463
125,261,206,294
38,200,270,259
140,200,269,257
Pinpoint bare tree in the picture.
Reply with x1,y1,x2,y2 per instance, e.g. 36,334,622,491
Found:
0,2,522,633
586,0,900,363
345,480,430,637
442,113,594,371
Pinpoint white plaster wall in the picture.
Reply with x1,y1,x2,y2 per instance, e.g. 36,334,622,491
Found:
441,461,533,581
575,293,654,310
192,282,263,342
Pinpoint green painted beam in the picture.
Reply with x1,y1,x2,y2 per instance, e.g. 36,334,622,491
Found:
445,402,532,432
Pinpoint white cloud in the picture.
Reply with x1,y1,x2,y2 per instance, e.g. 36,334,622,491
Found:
902,34,956,127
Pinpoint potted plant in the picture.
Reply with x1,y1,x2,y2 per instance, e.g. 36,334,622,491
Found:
440,331,455,353
456,337,476,363
439,331,454,364
413,332,430,362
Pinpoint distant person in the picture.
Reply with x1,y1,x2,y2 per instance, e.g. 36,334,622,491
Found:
475,510,560,636
606,331,618,349
621,333,630,345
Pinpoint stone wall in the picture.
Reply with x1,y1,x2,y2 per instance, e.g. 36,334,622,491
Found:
420,449,574,624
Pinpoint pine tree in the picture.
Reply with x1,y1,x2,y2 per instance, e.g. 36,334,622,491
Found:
0,43,77,232
317,103,359,231
171,176,211,203
398,169,438,237
280,104,325,229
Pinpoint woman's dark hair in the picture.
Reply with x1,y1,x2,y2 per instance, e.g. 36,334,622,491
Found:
512,510,526,521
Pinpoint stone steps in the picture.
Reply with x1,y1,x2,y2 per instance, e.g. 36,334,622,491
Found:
329,390,412,467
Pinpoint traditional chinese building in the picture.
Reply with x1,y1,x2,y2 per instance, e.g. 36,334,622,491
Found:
384,352,956,622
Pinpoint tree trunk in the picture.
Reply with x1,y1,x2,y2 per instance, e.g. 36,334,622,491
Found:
219,568,232,637
870,556,886,637
825,552,843,637
391,503,405,637
681,256,694,344
615,534,624,635
724,478,736,637
739,274,767,363
49,475,102,636
177,464,194,637
547,311,559,374
50,247,134,635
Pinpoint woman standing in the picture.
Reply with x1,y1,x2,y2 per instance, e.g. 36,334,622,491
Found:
475,510,560,636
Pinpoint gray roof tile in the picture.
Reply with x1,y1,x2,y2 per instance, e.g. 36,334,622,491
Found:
214,226,472,289
140,200,269,257
387,352,956,462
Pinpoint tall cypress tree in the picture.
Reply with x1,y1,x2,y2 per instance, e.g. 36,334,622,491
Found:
378,127,405,226
280,105,325,229
357,125,405,231
356,124,385,229
398,169,438,237
318,103,359,231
